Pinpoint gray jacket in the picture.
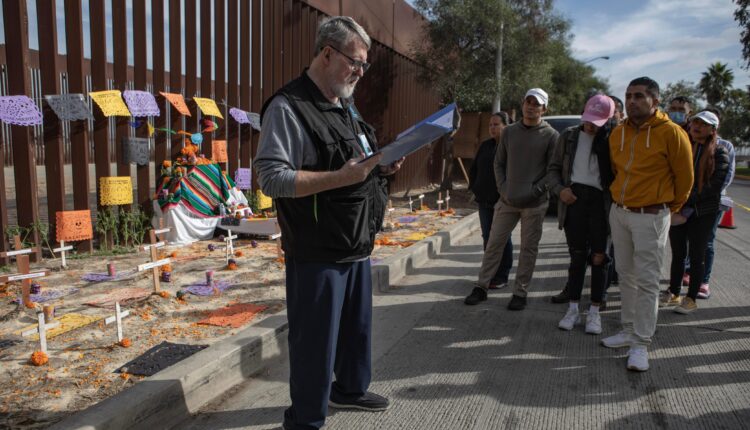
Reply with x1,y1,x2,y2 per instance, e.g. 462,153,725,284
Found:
495,120,558,208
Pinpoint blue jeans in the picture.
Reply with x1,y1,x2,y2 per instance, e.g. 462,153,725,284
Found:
284,258,372,429
478,206,513,284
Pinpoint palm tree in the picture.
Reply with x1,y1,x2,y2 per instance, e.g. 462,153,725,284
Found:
699,62,734,106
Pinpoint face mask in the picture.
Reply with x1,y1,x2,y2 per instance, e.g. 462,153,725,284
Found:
669,111,686,124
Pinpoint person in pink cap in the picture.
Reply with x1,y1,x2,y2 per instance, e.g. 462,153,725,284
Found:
548,94,616,334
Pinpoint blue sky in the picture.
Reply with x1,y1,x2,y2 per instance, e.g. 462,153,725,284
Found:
556,0,749,100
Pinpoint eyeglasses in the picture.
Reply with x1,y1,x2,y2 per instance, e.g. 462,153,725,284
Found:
328,45,371,73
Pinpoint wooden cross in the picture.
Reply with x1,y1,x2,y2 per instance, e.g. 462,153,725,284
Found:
418,194,425,210
152,218,172,243
0,236,46,307
437,192,444,213
408,196,414,212
137,257,171,293
52,240,74,269
21,313,59,354
104,302,130,343
224,229,238,262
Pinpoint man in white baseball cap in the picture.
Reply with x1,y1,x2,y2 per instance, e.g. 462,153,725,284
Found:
465,87,558,310
525,88,549,106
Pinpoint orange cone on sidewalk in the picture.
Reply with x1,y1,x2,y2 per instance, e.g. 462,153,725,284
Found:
719,207,737,229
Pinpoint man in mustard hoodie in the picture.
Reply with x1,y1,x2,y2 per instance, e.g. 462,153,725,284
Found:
601,77,693,372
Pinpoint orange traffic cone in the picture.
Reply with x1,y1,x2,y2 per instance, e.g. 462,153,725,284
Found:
718,207,737,229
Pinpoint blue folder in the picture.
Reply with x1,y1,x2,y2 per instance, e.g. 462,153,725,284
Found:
376,103,457,166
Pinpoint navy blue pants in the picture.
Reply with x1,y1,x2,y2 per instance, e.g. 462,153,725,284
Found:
283,257,372,429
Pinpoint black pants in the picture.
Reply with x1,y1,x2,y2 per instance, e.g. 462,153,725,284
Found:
563,184,609,303
669,212,717,299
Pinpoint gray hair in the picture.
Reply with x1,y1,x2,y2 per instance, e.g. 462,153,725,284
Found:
314,16,371,54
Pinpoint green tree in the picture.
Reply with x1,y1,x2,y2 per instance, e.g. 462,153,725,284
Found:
734,0,750,69
412,0,608,113
717,88,750,147
660,80,704,111
699,62,734,106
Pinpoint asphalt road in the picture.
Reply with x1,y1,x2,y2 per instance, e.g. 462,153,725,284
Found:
173,178,750,430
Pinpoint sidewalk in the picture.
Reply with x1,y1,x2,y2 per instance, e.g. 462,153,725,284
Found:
180,216,750,429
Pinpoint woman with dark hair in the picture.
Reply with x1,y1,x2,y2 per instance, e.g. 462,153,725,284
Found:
466,112,514,299
661,111,730,314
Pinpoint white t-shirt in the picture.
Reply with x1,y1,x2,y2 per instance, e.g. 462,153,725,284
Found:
569,131,601,190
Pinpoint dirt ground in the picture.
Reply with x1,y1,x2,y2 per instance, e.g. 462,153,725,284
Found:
0,184,476,429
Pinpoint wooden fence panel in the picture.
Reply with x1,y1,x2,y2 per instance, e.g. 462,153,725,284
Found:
63,0,92,251
239,0,252,171
89,0,111,215
37,0,66,244
227,0,239,176
200,0,213,160
152,0,167,187
112,0,129,180
133,0,151,212
214,0,227,169
0,0,443,249
168,0,183,160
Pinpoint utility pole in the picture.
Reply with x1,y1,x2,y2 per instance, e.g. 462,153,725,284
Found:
492,8,505,113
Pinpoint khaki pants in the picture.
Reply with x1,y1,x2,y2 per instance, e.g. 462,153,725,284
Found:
477,202,548,297
609,204,670,346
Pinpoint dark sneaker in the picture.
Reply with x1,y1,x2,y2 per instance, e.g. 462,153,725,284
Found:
507,294,527,311
464,286,488,305
551,288,569,304
329,391,390,411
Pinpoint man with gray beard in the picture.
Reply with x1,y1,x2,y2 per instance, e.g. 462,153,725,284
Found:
255,16,403,429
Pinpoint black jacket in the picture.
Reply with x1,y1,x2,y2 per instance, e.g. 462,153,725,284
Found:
548,124,614,230
685,144,730,217
260,72,388,263
468,138,500,208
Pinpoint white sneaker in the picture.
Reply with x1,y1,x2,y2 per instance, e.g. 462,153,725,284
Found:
601,331,632,348
558,308,580,331
627,345,649,371
585,312,602,334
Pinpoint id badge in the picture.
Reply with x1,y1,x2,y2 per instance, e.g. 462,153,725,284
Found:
358,133,374,156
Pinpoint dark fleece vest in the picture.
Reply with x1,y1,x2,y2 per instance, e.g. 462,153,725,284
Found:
260,72,387,263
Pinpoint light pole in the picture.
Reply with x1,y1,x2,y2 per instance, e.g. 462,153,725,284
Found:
584,56,610,64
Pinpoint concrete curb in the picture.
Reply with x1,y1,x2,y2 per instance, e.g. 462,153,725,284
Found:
51,212,480,430
371,212,480,292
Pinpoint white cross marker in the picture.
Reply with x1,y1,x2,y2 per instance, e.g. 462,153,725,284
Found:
408,196,413,212
224,229,238,262
137,258,172,272
437,192,444,213
418,194,425,210
104,302,130,342
52,241,74,268
1,248,33,258
1,271,48,283
140,241,166,252
22,313,59,353
445,190,451,210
